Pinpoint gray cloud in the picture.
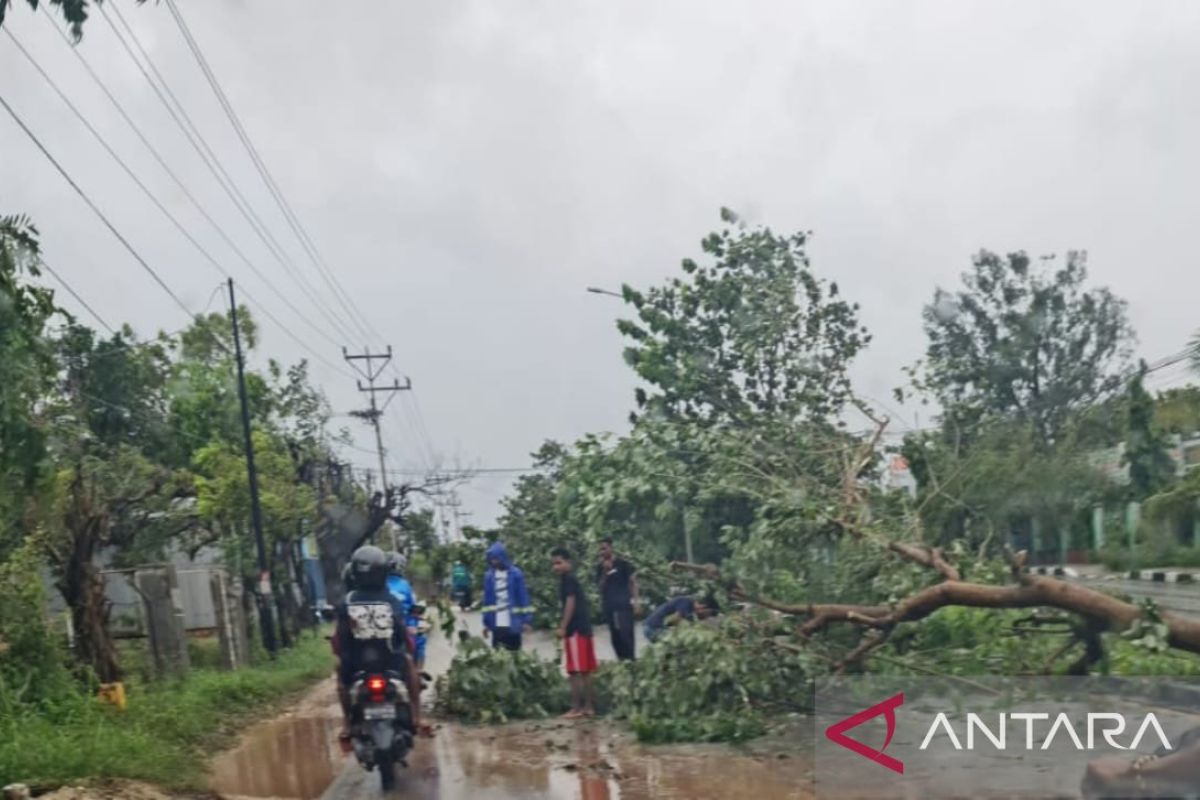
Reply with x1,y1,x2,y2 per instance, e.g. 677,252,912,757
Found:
3,0,1199,526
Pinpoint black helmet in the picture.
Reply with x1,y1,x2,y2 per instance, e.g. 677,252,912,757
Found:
349,545,388,591
386,551,407,577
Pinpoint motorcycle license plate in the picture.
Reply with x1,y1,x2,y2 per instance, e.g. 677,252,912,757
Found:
364,705,396,720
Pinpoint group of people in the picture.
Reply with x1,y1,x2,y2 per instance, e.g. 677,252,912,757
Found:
331,537,720,729
475,537,720,719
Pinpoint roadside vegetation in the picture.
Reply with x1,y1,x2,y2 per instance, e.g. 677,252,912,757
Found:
0,621,331,791
434,210,1200,744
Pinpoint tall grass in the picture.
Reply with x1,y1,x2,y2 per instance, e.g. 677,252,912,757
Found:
0,631,333,791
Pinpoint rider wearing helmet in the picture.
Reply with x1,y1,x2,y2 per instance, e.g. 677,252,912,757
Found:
333,545,421,737
384,551,424,668
385,551,415,618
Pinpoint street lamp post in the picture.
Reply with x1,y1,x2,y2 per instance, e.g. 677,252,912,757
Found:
586,284,694,563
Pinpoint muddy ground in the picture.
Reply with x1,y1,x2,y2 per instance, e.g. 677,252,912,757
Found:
207,613,815,800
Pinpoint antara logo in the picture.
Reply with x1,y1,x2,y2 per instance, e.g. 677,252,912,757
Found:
825,692,906,774
825,692,1175,775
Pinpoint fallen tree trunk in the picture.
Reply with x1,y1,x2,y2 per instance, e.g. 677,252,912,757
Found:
672,562,1200,658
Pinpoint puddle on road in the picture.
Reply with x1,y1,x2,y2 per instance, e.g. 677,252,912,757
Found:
398,722,814,800
211,706,813,800
212,624,811,799
209,689,346,800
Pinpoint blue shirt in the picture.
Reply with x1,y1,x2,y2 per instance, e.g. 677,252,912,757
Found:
644,596,695,635
386,575,415,625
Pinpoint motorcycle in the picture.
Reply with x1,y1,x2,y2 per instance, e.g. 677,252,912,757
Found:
347,670,413,791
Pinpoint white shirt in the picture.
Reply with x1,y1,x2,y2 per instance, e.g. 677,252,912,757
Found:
495,570,512,628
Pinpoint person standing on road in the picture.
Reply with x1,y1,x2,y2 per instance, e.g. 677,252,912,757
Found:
451,561,473,610
595,537,639,661
482,542,533,651
552,547,597,719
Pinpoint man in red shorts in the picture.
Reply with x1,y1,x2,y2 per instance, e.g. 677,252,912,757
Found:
551,546,596,719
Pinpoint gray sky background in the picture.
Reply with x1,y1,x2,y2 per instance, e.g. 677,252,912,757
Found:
3,0,1199,530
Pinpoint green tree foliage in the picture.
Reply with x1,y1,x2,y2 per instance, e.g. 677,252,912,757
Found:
0,539,77,713
609,617,813,743
435,638,570,722
0,215,58,556
917,250,1133,447
902,421,1109,556
1155,386,1200,437
193,430,317,568
0,0,144,40
619,208,869,425
56,323,174,455
41,443,184,682
1124,367,1176,500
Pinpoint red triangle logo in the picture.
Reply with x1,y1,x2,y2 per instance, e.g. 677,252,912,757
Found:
824,692,905,774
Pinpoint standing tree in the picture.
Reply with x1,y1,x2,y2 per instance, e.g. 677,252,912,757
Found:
1124,365,1176,501
920,250,1133,447
42,443,182,682
618,208,870,425
0,215,58,558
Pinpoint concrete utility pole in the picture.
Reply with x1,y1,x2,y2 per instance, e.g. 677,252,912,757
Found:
228,279,277,655
343,346,411,550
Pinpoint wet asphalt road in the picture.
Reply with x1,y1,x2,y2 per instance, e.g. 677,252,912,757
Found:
1068,574,1200,617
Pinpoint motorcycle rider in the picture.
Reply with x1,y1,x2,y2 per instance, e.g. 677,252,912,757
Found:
385,551,426,674
333,545,422,739
451,561,473,610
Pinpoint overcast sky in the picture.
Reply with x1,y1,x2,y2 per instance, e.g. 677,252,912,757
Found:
3,0,1199,529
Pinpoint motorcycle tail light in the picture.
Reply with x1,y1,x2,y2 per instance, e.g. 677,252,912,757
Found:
367,676,387,695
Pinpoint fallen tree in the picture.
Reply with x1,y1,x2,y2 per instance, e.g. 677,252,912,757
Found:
670,410,1200,674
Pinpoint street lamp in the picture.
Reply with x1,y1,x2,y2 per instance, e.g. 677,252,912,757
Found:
584,283,693,563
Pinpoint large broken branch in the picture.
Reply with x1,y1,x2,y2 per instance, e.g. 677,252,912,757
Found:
669,561,1200,657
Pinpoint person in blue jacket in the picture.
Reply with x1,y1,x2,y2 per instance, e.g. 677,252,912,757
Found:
385,552,422,662
482,542,533,651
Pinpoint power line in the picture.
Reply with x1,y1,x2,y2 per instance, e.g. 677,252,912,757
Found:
95,0,362,347
231,285,353,376
0,91,196,320
37,258,115,334
11,24,354,376
36,10,355,358
354,464,548,477
155,0,447,467
160,0,374,345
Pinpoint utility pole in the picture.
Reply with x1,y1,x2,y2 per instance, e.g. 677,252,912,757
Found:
344,346,411,550
228,279,277,655
443,492,468,542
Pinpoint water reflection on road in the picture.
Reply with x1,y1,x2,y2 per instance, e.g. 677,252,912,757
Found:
210,681,813,800
211,614,812,800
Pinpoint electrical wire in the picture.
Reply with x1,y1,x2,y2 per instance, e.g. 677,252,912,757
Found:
95,0,362,347
158,0,374,344
36,10,357,359
9,25,356,376
150,0,447,465
37,258,116,334
0,91,197,320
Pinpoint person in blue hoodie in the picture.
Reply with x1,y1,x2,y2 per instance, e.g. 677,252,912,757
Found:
482,542,533,651
385,551,419,658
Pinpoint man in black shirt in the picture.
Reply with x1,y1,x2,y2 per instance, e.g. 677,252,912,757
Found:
595,537,639,661
551,546,596,719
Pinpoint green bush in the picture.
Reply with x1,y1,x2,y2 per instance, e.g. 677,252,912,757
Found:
0,542,79,716
607,617,813,744
0,630,333,790
435,637,570,722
